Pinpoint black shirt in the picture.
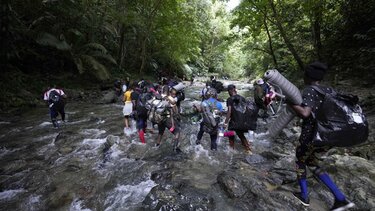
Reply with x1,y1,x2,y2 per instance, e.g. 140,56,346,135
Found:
299,85,332,142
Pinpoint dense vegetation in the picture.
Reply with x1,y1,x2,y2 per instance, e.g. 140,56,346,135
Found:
1,0,374,110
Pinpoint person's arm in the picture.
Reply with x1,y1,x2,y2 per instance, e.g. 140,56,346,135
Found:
289,104,312,119
170,107,175,128
224,105,231,126
193,104,202,112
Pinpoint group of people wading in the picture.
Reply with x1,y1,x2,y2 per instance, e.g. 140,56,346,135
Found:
43,62,356,211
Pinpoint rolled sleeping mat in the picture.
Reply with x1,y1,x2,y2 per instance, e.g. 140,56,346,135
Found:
173,82,185,91
264,69,302,137
268,106,296,137
264,69,302,105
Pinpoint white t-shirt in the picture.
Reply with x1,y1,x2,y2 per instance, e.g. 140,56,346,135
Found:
43,88,65,101
122,84,127,92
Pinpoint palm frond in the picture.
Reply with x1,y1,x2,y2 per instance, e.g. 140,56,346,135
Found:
91,52,117,65
36,32,71,50
80,55,110,81
80,43,108,54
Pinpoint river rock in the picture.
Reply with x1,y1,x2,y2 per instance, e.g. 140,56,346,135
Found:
143,184,214,210
101,90,117,104
217,171,246,198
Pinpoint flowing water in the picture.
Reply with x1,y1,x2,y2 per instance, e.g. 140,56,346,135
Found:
1,81,372,210
0,81,267,210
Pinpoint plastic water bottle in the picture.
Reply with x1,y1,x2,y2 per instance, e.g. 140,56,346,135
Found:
247,130,254,142
218,126,224,137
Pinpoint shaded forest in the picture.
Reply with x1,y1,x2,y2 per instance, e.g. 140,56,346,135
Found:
1,0,375,110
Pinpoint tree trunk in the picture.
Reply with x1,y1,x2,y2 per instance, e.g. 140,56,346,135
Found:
268,0,305,70
117,24,126,67
312,1,323,60
138,0,163,74
139,36,147,74
263,14,278,68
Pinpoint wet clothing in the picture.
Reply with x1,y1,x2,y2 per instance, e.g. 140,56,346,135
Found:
197,97,223,150
44,88,66,127
254,83,272,109
136,117,147,130
157,117,180,135
197,122,218,150
123,90,132,102
226,94,251,151
205,98,223,111
123,90,133,116
296,85,333,178
49,105,65,127
295,84,349,205
200,86,210,100
228,131,250,151
43,88,65,101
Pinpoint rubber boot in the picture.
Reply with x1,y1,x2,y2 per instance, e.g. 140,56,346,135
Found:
138,130,145,144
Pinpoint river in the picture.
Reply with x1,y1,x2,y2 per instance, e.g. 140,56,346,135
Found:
0,81,373,210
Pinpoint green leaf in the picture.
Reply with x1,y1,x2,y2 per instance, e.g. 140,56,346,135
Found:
80,55,110,81
36,33,71,50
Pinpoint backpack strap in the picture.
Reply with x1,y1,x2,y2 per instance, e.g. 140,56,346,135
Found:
310,85,326,96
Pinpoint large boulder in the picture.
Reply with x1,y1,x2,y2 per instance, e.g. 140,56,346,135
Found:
101,90,117,104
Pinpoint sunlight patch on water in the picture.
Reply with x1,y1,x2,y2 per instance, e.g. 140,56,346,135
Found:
0,147,17,158
23,194,42,211
65,138,107,162
104,179,157,211
69,199,92,211
97,120,105,124
37,132,60,142
39,122,52,127
80,138,107,153
80,129,106,137
107,143,125,160
192,145,210,159
253,132,272,147
113,104,123,108
65,118,91,125
0,189,25,201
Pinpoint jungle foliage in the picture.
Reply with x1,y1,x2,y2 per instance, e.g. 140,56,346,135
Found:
1,0,374,109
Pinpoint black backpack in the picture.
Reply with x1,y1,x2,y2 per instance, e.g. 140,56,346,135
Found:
229,95,259,131
136,93,153,117
49,90,61,104
311,85,369,147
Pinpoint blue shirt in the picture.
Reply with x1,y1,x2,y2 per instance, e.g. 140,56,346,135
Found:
203,97,223,111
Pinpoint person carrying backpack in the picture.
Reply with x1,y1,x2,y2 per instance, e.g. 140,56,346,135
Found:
289,62,355,210
224,84,253,154
195,88,223,151
43,85,67,128
132,83,158,144
254,78,276,117
154,90,181,153
200,82,211,101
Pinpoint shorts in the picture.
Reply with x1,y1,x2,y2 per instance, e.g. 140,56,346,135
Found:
136,116,148,130
158,118,180,135
123,102,133,116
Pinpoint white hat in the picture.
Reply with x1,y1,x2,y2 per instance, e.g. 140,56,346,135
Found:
256,78,264,85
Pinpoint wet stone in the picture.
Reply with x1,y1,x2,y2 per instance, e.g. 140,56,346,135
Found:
217,172,246,198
